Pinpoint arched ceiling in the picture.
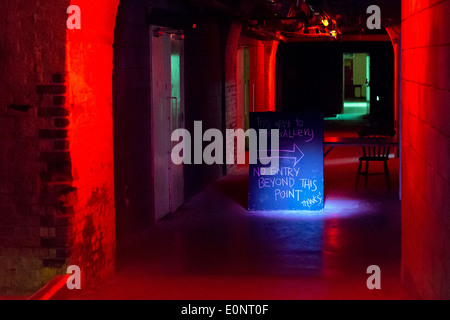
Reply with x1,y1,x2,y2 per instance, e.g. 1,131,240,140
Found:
187,0,401,41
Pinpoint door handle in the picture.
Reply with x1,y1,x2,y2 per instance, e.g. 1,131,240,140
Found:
167,96,178,106
167,97,182,128
167,97,177,115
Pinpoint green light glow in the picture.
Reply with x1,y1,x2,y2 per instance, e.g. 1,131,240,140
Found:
344,102,368,108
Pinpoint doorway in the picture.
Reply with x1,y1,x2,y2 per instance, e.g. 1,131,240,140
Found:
343,53,371,116
151,26,185,221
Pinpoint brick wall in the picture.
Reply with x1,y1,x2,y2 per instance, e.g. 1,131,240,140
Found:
0,0,125,295
401,0,450,299
0,0,70,295
0,0,120,295
225,23,242,173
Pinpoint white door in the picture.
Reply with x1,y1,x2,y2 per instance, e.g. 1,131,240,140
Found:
151,26,185,221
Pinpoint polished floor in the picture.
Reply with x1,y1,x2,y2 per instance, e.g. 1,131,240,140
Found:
53,117,410,300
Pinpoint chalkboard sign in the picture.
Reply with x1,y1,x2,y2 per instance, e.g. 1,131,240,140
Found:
248,112,324,211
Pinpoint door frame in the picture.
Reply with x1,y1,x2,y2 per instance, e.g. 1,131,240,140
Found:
150,25,185,222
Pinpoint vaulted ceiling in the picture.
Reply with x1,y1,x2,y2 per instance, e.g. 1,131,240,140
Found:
188,0,401,41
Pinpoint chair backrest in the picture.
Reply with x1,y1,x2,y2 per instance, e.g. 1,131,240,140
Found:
360,133,392,159
358,130,396,160
362,145,390,159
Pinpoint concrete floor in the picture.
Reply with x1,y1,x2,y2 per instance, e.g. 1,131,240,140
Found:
55,120,411,300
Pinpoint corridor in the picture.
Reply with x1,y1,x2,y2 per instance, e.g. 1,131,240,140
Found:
1,0,448,301
55,125,408,300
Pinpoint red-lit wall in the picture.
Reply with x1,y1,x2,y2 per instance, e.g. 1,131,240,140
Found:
239,36,277,113
65,0,119,287
264,40,278,112
401,0,450,299
0,0,120,294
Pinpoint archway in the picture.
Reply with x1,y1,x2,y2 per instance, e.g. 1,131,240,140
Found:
65,0,120,285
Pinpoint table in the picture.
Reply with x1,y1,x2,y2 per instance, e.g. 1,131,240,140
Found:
324,136,399,157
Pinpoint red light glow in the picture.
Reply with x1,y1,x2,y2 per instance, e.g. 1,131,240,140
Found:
65,0,119,283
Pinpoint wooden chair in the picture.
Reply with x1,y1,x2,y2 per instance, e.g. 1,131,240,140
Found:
355,139,391,191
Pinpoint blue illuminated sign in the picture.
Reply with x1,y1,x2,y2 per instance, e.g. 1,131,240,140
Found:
248,112,324,211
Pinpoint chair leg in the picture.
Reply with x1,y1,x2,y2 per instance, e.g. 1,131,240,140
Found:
364,160,369,188
384,160,391,190
356,160,362,191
